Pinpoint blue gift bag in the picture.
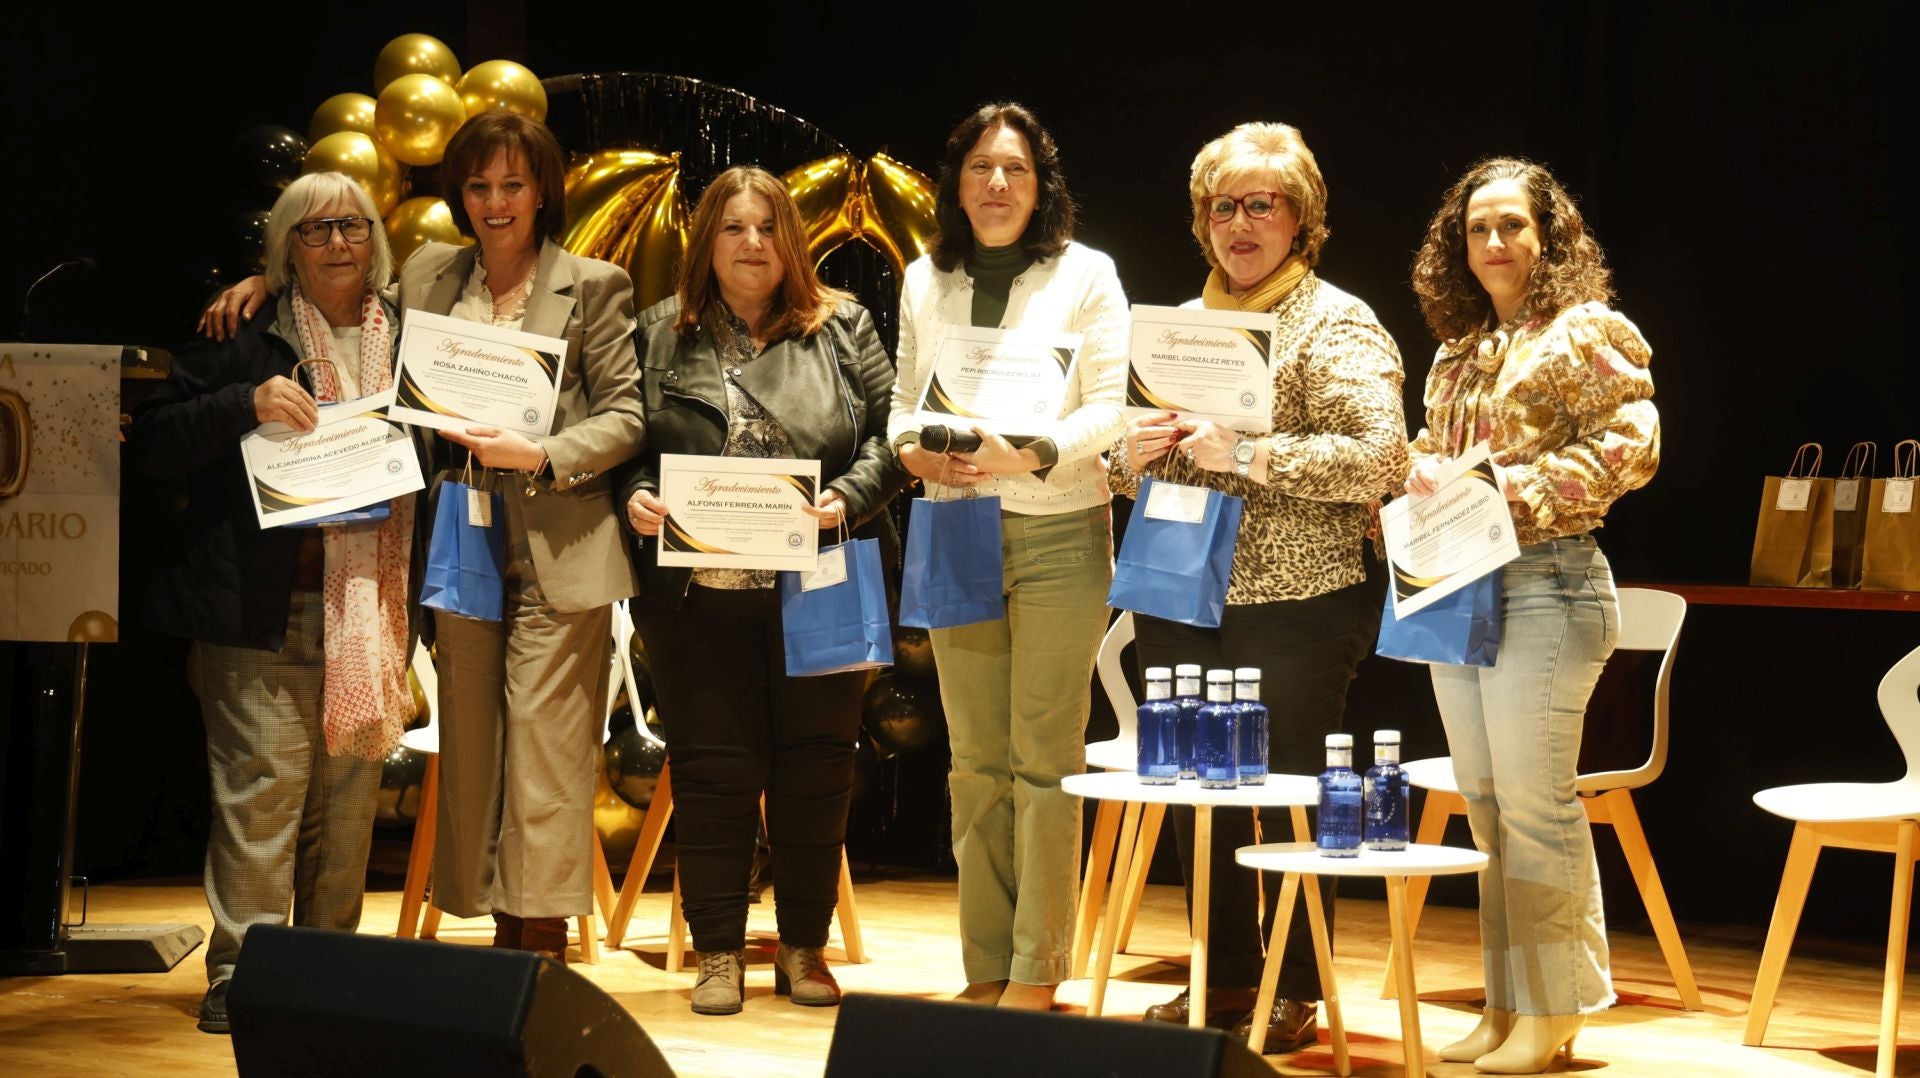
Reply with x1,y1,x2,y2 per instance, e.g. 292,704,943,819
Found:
778,538,894,677
418,479,505,622
898,495,1005,629
1107,478,1244,628
1374,569,1503,667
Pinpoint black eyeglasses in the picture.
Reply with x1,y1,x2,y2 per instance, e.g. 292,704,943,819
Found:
1205,192,1286,223
294,217,374,247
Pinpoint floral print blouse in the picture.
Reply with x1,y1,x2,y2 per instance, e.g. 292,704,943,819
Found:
1408,301,1660,547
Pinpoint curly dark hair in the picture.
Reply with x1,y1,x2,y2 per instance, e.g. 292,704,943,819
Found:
1411,157,1613,342
929,102,1076,272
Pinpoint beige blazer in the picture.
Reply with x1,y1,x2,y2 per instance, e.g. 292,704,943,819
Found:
401,240,644,612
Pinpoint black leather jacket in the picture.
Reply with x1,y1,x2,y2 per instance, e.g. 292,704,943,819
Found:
617,295,910,608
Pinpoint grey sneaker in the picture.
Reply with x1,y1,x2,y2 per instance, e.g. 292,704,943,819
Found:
691,949,746,1015
773,943,842,1007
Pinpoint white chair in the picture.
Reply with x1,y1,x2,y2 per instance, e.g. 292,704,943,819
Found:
1388,587,1702,1009
1745,642,1920,1078
1071,612,1178,978
396,637,620,963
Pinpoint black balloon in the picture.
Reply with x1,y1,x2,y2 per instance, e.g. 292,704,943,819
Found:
850,736,882,803
223,208,272,280
234,124,309,196
891,625,936,678
604,726,667,810
374,745,429,827
861,673,944,758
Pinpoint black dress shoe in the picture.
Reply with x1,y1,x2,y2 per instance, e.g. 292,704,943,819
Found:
1230,997,1319,1054
197,980,231,1035
1142,988,1256,1030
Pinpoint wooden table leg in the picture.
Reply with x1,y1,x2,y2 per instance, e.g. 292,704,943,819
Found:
1248,871,1300,1055
1191,805,1212,1029
1386,876,1423,1077
1072,798,1121,979
1879,821,1916,1078
396,755,439,939
1301,874,1350,1077
1087,800,1143,1018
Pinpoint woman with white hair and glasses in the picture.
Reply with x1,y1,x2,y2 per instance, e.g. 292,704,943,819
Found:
132,170,416,1035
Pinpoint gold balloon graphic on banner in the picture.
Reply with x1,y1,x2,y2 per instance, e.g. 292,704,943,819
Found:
304,131,405,216
308,92,378,143
375,73,467,167
385,196,469,269
457,60,548,122
373,33,460,94
562,150,688,309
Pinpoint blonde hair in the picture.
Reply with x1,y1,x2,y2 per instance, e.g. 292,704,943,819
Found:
1187,122,1330,268
263,172,392,295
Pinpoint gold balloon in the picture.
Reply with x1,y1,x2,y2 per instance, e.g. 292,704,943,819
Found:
593,771,647,866
372,33,460,95
457,60,548,123
407,665,430,722
308,92,378,143
67,610,118,643
781,152,858,253
304,131,406,216
562,149,678,259
860,153,939,277
609,169,690,310
385,196,470,270
376,73,467,167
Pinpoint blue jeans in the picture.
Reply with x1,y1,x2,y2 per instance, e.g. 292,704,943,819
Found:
1430,534,1618,1016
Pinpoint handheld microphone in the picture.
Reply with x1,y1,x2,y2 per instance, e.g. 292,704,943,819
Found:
20,257,96,339
918,425,983,454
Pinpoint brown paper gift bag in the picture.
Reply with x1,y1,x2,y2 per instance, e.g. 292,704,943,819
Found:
1831,441,1876,588
1749,442,1834,587
1862,439,1920,591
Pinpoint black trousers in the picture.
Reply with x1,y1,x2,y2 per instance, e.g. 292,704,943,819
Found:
631,585,864,952
1133,564,1384,998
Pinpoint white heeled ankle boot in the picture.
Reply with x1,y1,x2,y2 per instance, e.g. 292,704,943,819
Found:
1474,1013,1584,1074
1439,1007,1515,1063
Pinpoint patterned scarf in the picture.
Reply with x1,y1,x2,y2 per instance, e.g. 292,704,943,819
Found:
1201,253,1309,312
288,284,415,759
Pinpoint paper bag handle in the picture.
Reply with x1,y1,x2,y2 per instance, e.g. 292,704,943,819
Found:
1894,439,1919,480
1785,442,1823,479
1841,441,1878,480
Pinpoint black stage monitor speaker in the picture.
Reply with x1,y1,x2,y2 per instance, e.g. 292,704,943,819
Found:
823,993,1270,1077
227,924,674,1077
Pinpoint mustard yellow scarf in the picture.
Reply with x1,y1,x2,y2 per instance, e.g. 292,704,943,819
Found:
1201,254,1309,312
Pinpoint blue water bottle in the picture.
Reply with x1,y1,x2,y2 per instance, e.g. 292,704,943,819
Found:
1363,729,1410,851
1135,667,1181,785
1317,733,1362,857
1233,667,1268,786
1194,670,1239,789
1173,664,1203,780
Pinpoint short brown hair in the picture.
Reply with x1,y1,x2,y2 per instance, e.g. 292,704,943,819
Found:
438,112,568,242
674,166,849,341
1411,157,1613,342
1188,123,1330,268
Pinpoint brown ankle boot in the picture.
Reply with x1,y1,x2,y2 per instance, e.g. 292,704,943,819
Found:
519,917,568,964
491,912,523,949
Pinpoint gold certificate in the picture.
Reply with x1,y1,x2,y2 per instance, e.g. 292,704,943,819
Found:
656,454,822,570
389,310,565,437
911,326,1082,437
241,389,425,529
1379,443,1520,617
1126,304,1274,432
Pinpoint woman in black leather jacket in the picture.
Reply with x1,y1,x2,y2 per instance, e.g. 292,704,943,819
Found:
618,165,907,1016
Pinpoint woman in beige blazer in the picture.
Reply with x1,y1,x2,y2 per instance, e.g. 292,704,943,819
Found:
411,112,643,961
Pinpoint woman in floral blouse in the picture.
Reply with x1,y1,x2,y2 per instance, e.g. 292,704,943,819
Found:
1111,122,1407,1054
1406,157,1659,1074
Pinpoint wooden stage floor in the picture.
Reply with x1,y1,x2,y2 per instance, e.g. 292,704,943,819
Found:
0,872,1908,1076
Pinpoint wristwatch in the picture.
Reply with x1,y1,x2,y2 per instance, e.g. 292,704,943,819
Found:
1233,436,1256,477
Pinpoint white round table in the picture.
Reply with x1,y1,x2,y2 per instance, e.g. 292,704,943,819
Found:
1061,771,1320,1028
1234,842,1488,1075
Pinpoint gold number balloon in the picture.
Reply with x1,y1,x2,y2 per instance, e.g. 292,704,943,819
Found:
372,33,461,94
781,152,858,255
308,92,378,143
562,149,678,260
860,153,939,277
457,60,548,123
304,131,407,216
375,73,468,167
385,196,470,270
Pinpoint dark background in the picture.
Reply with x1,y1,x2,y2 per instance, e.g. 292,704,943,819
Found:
4,1,1916,947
